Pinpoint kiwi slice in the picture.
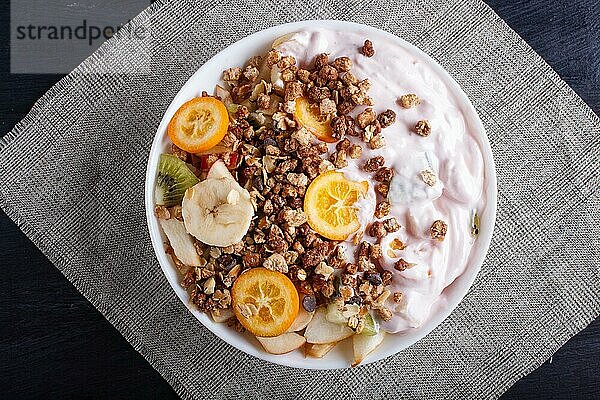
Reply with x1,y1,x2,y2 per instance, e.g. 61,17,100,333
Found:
155,154,199,206
361,313,379,336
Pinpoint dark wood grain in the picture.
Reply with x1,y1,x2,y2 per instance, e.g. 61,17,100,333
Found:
1,1,598,399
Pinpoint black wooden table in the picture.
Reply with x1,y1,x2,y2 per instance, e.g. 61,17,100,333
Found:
1,1,598,398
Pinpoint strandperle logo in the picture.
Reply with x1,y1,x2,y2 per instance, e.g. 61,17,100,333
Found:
14,19,147,47
10,0,151,74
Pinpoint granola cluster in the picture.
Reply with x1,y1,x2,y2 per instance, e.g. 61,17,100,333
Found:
220,47,403,324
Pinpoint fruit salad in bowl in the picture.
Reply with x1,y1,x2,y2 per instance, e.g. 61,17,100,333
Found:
146,20,496,369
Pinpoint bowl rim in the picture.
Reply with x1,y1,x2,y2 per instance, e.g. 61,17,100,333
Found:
144,19,498,370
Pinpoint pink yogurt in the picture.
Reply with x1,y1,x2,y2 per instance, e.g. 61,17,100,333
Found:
276,29,487,333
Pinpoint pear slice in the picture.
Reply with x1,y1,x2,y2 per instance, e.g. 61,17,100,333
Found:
206,159,232,180
305,342,337,358
257,332,306,355
210,308,234,323
159,219,201,266
182,161,254,247
287,308,314,332
214,85,232,107
352,331,386,367
304,307,354,344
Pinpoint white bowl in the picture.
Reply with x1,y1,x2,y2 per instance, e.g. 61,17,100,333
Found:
145,20,497,369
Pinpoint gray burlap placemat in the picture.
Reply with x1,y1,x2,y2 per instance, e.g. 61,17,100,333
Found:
1,0,599,398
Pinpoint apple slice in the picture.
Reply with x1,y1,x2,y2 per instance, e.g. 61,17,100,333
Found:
287,308,314,332
210,308,234,323
305,342,337,358
304,307,354,344
159,219,201,266
352,331,386,367
257,332,306,355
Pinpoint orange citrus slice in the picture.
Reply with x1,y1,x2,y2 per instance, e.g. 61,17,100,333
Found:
304,171,369,240
232,268,299,337
168,97,228,153
294,97,336,143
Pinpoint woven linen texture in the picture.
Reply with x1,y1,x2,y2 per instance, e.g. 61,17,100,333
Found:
1,0,598,398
